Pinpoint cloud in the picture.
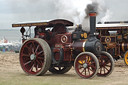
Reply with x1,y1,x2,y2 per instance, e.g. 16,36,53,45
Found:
0,0,128,30
7,0,55,13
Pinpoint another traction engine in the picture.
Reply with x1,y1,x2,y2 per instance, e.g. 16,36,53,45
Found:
12,12,114,79
97,22,128,65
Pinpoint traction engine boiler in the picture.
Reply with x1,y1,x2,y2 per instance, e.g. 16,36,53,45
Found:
12,12,114,79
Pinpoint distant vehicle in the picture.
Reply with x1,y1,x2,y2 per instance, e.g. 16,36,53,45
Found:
96,23,128,65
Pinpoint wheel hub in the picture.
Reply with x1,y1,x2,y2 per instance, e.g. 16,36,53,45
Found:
30,54,36,60
83,63,88,68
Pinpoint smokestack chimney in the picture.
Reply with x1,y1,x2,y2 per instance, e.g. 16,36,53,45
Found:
89,12,97,36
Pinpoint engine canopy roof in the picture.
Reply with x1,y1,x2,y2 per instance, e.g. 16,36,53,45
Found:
12,19,73,28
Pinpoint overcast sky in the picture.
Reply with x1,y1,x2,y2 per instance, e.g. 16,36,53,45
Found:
0,0,128,29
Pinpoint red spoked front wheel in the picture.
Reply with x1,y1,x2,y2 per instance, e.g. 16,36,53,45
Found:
97,51,114,77
20,38,51,76
74,52,99,79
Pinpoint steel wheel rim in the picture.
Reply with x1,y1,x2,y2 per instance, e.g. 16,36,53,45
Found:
20,40,45,75
75,54,97,78
97,54,112,76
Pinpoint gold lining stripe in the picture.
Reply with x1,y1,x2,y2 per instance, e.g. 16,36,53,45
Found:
82,40,87,52
12,22,48,27
122,43,125,52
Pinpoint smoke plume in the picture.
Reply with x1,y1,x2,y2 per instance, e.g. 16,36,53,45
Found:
8,0,111,32
54,0,92,24
54,0,109,31
83,1,100,31
85,2,99,18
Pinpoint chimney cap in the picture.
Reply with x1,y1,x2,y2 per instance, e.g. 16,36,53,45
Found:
89,12,97,16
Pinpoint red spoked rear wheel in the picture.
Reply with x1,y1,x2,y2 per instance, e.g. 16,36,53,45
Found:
74,52,99,79
97,51,114,77
20,38,51,76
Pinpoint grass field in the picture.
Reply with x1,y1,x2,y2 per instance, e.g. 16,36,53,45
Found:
0,52,128,85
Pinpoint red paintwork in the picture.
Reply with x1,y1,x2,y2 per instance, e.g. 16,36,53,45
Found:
52,33,73,61
20,19,88,62
89,13,97,16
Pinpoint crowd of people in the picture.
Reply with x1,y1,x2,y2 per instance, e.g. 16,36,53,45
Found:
0,38,21,53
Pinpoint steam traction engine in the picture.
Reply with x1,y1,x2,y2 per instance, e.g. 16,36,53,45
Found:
12,12,114,79
97,23,128,65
